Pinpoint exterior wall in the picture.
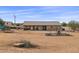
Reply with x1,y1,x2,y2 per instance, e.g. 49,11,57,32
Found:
62,27,72,31
24,25,61,31
46,25,61,31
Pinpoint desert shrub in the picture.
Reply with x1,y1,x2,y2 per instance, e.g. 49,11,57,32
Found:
13,40,38,48
45,32,71,36
10,27,16,29
1,26,10,31
68,20,79,31
61,22,67,27
45,33,53,36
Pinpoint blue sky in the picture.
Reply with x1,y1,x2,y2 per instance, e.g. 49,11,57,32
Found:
0,6,79,23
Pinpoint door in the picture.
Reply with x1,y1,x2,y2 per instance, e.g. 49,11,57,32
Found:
42,26,47,30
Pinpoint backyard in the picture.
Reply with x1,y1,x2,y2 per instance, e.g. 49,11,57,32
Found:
0,30,79,53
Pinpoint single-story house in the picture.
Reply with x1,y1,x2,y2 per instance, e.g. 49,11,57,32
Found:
4,21,13,27
4,22,24,29
23,21,61,31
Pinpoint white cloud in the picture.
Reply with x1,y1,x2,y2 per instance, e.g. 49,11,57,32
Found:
0,8,34,15
64,11,79,14
38,6,61,14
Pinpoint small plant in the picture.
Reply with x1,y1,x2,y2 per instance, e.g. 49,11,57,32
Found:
45,33,53,36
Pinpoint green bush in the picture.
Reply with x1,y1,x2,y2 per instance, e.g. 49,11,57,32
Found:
2,26,10,31
10,27,16,29
61,22,67,27
68,20,79,31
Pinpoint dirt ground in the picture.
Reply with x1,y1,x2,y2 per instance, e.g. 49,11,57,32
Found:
0,30,79,53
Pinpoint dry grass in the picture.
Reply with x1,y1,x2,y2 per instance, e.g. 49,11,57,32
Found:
0,30,79,53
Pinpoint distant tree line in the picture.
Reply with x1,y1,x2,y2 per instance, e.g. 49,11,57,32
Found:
61,20,79,31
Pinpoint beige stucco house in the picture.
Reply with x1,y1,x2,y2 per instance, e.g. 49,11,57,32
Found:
23,21,61,31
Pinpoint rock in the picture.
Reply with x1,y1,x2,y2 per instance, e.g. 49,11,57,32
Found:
13,42,26,48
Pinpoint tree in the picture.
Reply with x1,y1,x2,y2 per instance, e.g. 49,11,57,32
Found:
61,22,67,27
0,18,5,25
68,20,79,31
15,23,23,26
